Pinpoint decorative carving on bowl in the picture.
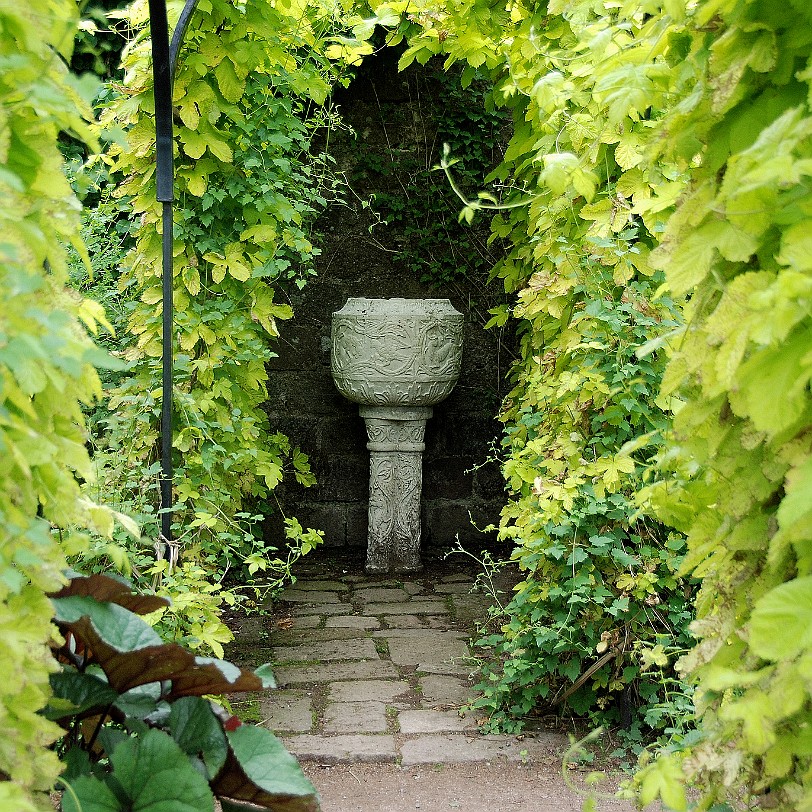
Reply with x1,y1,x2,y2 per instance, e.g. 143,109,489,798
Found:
331,298,463,407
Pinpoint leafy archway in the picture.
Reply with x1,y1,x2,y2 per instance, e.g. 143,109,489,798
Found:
3,0,812,809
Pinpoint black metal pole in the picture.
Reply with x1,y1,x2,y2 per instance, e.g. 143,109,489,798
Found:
147,0,174,543
145,0,202,545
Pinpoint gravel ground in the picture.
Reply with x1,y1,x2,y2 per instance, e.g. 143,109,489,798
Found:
302,762,637,812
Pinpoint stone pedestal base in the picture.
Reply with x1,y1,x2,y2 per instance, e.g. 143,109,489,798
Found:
360,406,432,573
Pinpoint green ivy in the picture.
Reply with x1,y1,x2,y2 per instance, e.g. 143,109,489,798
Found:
469,265,693,736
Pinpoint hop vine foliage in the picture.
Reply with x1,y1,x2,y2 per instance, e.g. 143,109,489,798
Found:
94,0,367,575
0,0,125,806
390,0,694,736
632,1,812,808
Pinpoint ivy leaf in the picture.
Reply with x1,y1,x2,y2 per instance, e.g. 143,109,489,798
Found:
50,573,168,615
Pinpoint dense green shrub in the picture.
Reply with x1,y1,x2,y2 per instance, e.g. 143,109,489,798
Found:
393,0,694,737
393,0,812,807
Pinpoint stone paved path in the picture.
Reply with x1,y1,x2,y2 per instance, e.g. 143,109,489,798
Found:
227,553,573,768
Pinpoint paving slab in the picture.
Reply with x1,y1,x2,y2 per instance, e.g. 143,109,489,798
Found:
416,661,472,676
419,675,474,706
383,633,470,667
482,731,571,756
279,589,343,603
274,660,399,685
372,628,466,639
289,616,323,629
283,734,397,763
382,614,425,629
356,579,403,588
365,601,448,615
270,628,367,645
353,587,410,603
229,615,272,644
397,709,477,734
449,595,492,623
258,690,312,733
324,701,388,733
325,615,380,629
328,680,411,703
292,603,353,616
441,573,475,583
273,638,379,663
425,615,460,629
433,582,474,594
402,582,424,595
400,734,525,766
290,580,349,591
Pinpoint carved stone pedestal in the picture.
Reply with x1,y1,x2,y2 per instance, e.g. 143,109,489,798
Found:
361,406,431,573
330,298,463,573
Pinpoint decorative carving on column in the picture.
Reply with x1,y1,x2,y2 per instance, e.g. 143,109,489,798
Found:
330,299,463,573
362,407,430,572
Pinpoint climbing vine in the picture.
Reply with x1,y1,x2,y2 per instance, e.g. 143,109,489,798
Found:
631,1,812,808
91,0,372,592
388,0,694,738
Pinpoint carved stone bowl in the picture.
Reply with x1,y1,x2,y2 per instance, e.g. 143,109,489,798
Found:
331,297,464,408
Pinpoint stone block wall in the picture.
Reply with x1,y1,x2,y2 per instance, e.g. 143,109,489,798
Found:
264,47,513,552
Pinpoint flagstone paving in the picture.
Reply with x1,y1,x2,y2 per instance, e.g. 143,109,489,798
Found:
226,552,570,768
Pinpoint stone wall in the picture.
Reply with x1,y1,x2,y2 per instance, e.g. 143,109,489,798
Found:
265,48,513,553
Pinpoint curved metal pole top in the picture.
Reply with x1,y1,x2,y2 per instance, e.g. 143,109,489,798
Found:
170,0,202,83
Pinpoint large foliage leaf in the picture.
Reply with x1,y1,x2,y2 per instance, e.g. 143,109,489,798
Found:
52,595,267,695
213,726,320,812
749,577,812,662
168,696,229,779
45,670,118,722
62,728,215,812
51,572,169,615
53,595,163,650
